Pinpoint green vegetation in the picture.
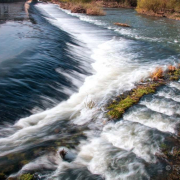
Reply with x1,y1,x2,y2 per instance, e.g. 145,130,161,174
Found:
102,0,180,11
108,84,158,119
160,143,167,150
60,0,92,3
170,75,179,81
20,160,29,166
20,173,34,180
136,0,180,19
107,64,180,120
50,0,180,18
137,0,180,13
51,0,105,15
103,0,137,7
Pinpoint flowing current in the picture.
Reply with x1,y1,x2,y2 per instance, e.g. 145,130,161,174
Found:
0,1,180,179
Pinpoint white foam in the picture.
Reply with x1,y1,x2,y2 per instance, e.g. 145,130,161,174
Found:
157,87,180,103
101,121,165,163
74,137,149,180
141,97,180,116
124,106,177,133
169,81,180,90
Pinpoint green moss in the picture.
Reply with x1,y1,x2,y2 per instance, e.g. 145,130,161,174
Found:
19,173,33,180
107,66,180,120
7,154,15,160
174,69,180,76
55,142,61,146
160,143,167,150
20,160,29,166
108,109,123,119
108,84,158,119
137,0,180,13
133,85,155,97
170,76,179,81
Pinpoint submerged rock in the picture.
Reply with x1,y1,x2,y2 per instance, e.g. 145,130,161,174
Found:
59,149,67,159
59,148,76,162
114,22,130,27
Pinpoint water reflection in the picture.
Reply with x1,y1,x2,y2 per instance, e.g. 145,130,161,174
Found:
0,1,28,22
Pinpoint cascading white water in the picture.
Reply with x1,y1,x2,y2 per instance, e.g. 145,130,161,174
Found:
2,3,180,180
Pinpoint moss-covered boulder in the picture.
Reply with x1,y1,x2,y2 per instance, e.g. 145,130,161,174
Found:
19,174,33,180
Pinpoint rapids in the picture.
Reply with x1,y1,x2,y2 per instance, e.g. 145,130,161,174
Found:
0,1,180,179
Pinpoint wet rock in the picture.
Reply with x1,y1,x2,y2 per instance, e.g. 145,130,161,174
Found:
114,22,130,27
59,149,67,160
7,177,18,180
54,128,60,133
59,149,76,162
33,173,41,180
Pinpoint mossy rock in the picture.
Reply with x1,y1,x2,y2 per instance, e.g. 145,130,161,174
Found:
20,160,29,166
107,83,161,119
7,154,15,160
174,69,180,75
160,143,167,150
19,174,33,180
170,76,179,81
55,142,61,146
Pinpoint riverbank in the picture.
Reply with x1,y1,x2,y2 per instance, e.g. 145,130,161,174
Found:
43,0,137,15
46,0,105,15
99,0,180,21
136,0,180,20
96,0,136,8
136,8,180,20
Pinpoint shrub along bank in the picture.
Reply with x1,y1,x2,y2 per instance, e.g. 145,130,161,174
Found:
136,0,180,20
47,0,180,20
49,0,106,15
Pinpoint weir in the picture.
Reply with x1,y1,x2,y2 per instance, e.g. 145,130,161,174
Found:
0,1,180,179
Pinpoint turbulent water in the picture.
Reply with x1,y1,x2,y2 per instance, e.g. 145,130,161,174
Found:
0,1,180,179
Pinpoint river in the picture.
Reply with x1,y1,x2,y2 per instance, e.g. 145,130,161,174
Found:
0,1,180,179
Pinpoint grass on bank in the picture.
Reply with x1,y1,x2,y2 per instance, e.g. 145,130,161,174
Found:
107,0,137,7
82,2,106,15
137,0,180,13
51,0,180,17
56,0,105,15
